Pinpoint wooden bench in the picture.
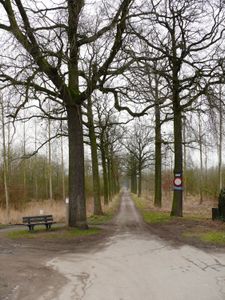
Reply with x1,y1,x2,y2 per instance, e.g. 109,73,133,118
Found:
23,215,55,231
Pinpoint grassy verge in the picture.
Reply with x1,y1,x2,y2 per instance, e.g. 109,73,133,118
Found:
6,226,100,239
0,224,7,229
132,194,208,224
88,194,120,225
88,214,114,225
4,194,121,240
183,230,225,245
132,194,172,224
132,194,225,246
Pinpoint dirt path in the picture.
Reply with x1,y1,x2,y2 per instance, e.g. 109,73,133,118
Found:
39,189,225,300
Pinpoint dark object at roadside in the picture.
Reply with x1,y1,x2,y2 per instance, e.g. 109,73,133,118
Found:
23,215,55,231
212,189,225,221
212,208,220,220
218,188,225,220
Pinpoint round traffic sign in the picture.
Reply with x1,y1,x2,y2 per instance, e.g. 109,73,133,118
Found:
174,177,182,186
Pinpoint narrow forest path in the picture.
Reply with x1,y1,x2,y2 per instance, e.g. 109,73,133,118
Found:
40,188,225,300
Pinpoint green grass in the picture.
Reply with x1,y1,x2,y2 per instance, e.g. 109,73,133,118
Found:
88,213,114,225
183,231,225,245
6,226,100,239
201,231,225,244
88,194,120,225
132,194,172,224
142,211,172,223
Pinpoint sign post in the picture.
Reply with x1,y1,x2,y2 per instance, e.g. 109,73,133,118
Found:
173,173,183,191
65,197,69,226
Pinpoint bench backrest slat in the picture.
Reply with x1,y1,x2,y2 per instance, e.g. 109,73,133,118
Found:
23,215,53,224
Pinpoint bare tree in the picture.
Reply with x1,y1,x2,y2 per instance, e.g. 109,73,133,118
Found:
0,0,133,228
86,95,103,215
207,84,225,192
127,0,225,216
124,122,154,197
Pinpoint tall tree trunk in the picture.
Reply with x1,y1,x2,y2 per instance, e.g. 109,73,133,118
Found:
218,86,223,191
1,101,10,223
131,173,137,194
34,120,38,199
148,68,162,207
48,117,53,200
170,25,183,217
171,99,183,216
204,143,208,197
131,159,137,194
110,152,118,196
67,0,87,228
23,113,27,202
45,151,48,199
133,174,137,194
105,141,112,201
114,160,120,193
107,157,112,201
198,112,203,204
130,174,133,193
154,100,162,207
61,130,65,202
138,163,142,197
87,97,103,215
100,139,109,205
67,105,87,228
183,117,187,201
110,155,115,196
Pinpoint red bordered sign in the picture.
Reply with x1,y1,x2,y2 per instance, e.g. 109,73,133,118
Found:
173,174,183,190
173,177,182,187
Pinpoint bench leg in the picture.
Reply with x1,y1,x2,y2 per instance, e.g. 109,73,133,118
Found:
28,225,34,231
46,224,52,230
45,224,51,230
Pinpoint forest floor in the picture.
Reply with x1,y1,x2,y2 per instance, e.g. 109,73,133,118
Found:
0,191,225,299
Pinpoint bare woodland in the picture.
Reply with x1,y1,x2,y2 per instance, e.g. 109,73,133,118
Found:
0,0,225,227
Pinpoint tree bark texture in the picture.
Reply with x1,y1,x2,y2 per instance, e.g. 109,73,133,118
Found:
48,117,53,200
87,97,103,215
154,100,162,207
130,159,137,194
67,105,87,228
100,141,109,205
183,118,187,201
218,87,223,191
171,99,183,217
105,141,112,201
199,113,203,204
138,166,142,197
1,102,10,223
